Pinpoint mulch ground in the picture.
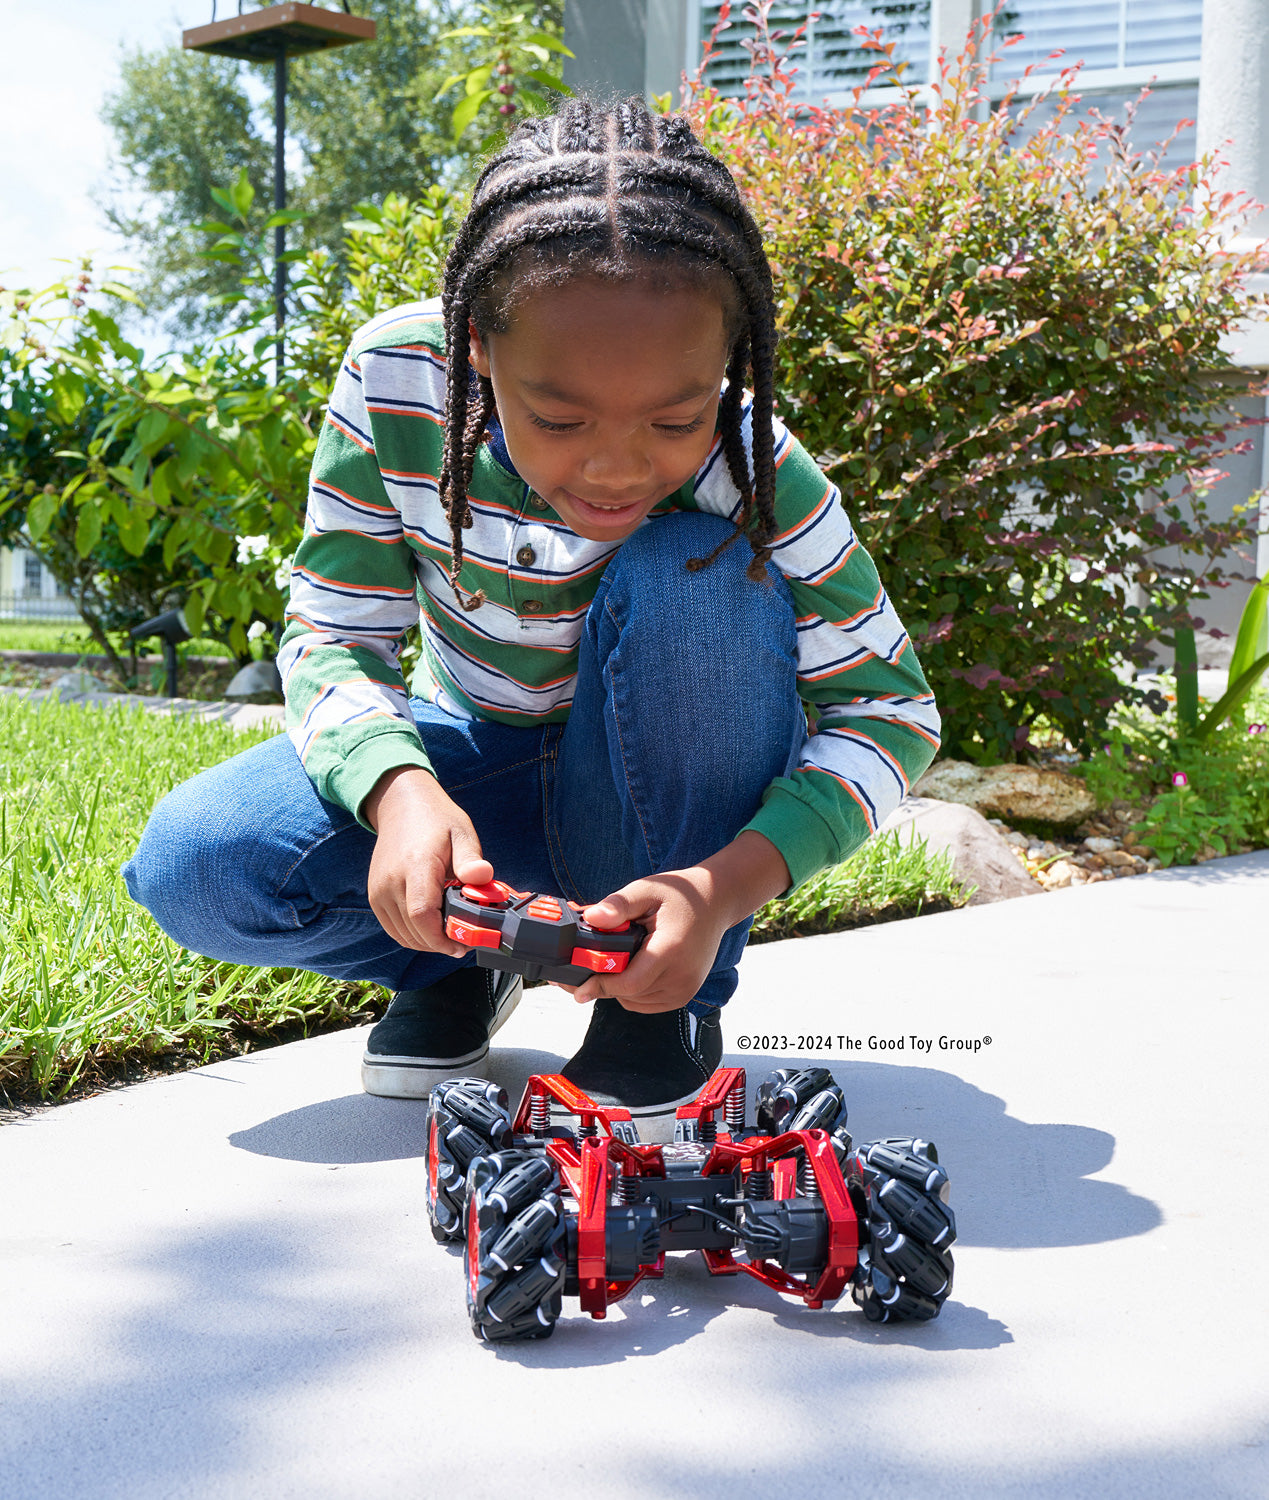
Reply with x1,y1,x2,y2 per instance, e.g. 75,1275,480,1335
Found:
0,650,258,703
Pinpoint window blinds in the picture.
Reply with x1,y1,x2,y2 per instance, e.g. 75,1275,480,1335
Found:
697,1,931,97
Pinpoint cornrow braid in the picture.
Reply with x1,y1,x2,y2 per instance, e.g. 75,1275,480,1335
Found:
438,95,780,609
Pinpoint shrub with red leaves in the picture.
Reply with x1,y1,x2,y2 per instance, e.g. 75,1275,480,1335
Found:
683,3,1266,760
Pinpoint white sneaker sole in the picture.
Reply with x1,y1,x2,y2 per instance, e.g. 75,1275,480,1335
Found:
360,973,523,1100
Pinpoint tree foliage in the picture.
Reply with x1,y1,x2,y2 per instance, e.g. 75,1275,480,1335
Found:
684,2,1266,761
99,1,563,337
0,291,218,682
0,269,321,679
0,185,468,682
432,3,572,148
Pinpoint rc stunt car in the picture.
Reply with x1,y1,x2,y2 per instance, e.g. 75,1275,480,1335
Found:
425,1064,957,1342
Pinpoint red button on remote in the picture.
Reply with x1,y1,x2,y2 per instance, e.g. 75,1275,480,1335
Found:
569,947,632,974
446,917,500,949
460,881,513,906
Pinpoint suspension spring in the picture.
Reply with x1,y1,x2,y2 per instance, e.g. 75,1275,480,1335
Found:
618,1172,641,1204
725,1078,746,1133
530,1090,550,1135
798,1150,820,1199
745,1167,772,1200
700,1116,717,1144
577,1119,599,1140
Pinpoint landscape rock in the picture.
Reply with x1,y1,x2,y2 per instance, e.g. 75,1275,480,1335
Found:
877,796,1045,906
1038,858,1081,889
913,759,1096,829
224,659,283,704
51,670,112,701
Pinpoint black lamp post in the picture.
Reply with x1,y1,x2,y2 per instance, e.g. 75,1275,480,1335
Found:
182,4,376,380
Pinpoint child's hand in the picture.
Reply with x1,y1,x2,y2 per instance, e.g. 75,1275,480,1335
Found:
363,767,491,955
560,831,791,1012
559,871,730,1013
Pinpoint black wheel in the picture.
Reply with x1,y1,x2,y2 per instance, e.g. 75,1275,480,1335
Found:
425,1077,513,1244
465,1150,568,1342
755,1066,849,1141
846,1137,956,1323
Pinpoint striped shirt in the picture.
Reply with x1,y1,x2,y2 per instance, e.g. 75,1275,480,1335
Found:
280,299,940,888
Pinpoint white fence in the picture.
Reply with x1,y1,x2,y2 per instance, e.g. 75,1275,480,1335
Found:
0,592,80,621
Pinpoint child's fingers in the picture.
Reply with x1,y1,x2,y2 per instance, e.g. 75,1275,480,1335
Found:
571,968,693,1011
583,886,649,930
612,993,693,1014
571,946,658,1004
450,829,493,887
398,868,468,956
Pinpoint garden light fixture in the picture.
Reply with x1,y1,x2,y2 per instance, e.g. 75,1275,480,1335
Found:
130,607,192,700
182,4,376,379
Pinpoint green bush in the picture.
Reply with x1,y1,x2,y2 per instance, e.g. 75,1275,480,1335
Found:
686,4,1264,762
290,187,458,391
1075,681,1269,862
0,172,470,676
0,337,227,682
1,261,323,668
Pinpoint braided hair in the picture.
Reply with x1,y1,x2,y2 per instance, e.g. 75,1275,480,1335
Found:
438,96,779,610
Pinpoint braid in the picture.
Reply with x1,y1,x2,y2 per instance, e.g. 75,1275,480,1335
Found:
437,95,781,603
438,287,484,609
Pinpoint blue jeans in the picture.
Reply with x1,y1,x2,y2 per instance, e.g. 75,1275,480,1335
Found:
122,513,805,1014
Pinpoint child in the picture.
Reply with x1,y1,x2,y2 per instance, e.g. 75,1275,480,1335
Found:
123,97,940,1124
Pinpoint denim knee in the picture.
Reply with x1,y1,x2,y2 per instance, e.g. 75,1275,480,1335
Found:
122,773,261,953
592,509,799,704
606,510,771,597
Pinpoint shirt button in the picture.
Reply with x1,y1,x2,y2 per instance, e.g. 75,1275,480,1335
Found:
529,495,549,511
522,598,544,614
515,545,536,567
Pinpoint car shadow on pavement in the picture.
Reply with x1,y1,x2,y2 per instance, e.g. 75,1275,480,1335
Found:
231,1047,1157,1255
776,1054,1163,1250
228,1046,568,1164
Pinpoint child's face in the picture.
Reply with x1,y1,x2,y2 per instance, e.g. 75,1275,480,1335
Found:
469,278,730,542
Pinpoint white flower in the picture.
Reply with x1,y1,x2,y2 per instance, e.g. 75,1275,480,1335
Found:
236,534,269,564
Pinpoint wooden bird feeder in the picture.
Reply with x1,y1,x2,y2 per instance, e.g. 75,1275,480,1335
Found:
182,3,375,61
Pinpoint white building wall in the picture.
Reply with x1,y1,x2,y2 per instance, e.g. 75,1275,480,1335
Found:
1198,0,1269,588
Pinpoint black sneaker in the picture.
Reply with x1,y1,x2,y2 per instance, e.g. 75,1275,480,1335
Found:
560,1000,723,1121
361,966,523,1099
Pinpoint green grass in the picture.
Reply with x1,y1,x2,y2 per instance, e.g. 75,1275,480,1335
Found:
0,696,380,1104
0,619,236,661
751,831,970,943
0,694,972,1104
0,621,101,655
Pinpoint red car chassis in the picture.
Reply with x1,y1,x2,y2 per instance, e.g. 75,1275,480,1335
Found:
427,1064,956,1341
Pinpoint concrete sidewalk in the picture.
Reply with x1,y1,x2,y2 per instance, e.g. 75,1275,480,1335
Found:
3,856,1268,1499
